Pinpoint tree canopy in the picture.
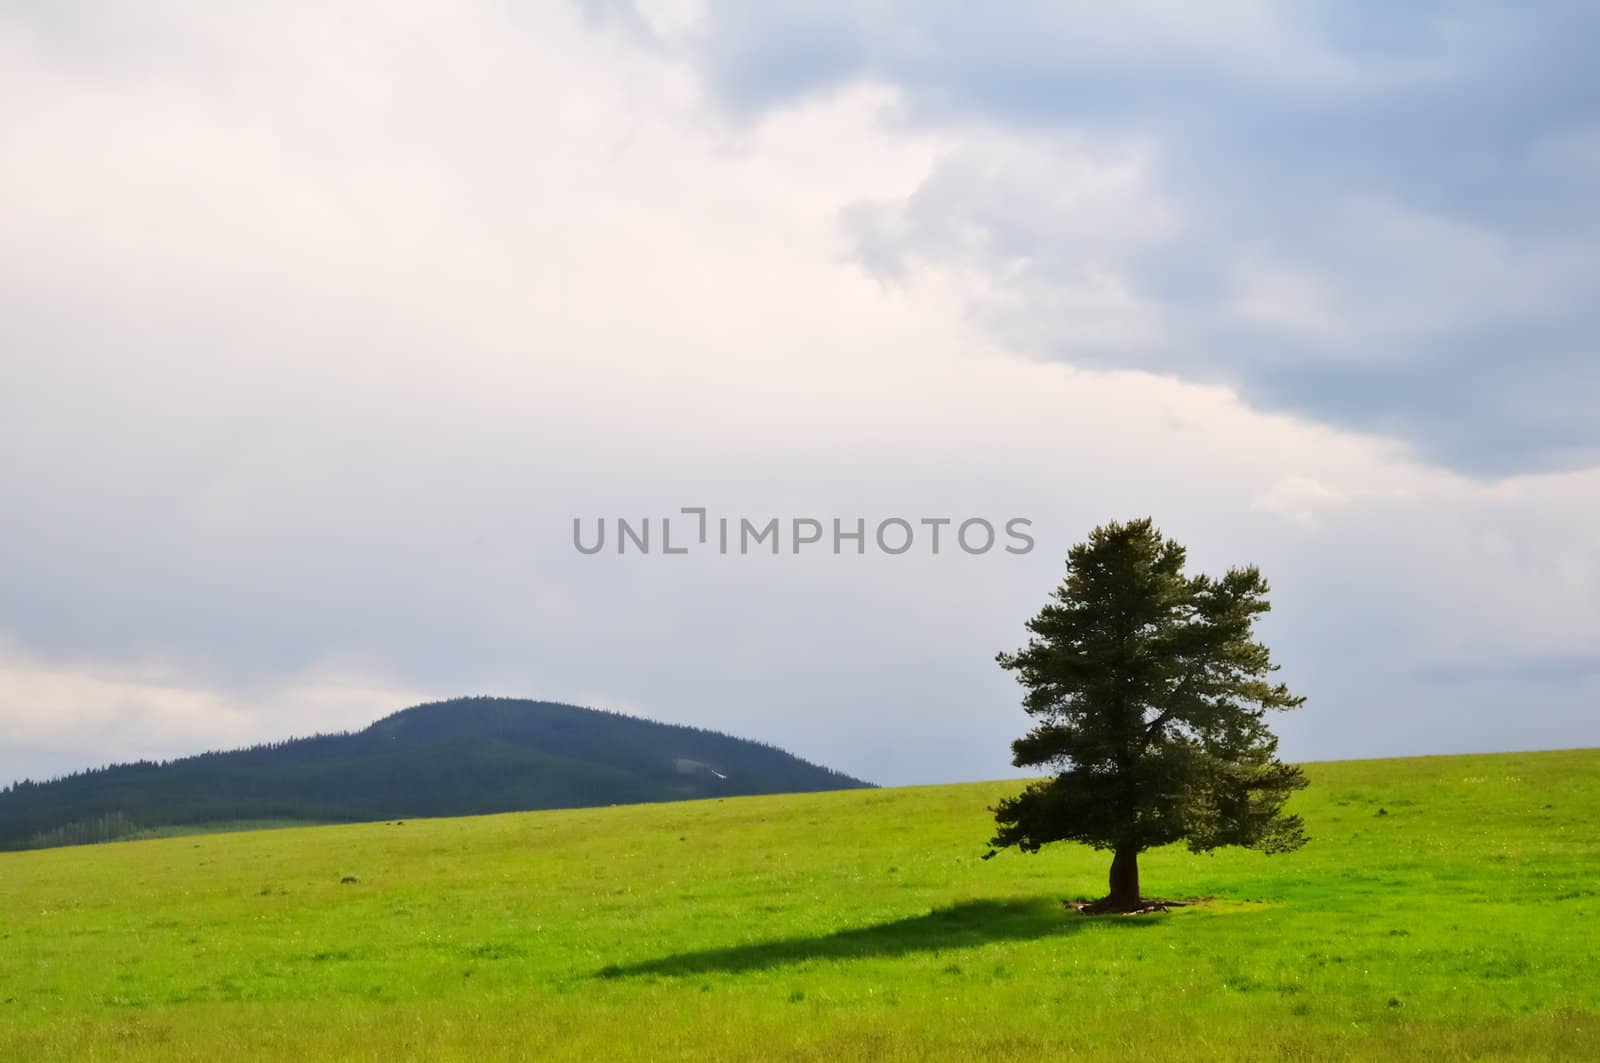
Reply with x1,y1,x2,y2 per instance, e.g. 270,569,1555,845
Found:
991,518,1307,909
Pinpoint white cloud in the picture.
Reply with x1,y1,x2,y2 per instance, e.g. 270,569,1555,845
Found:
1253,476,1348,528
0,638,433,783
0,1,1596,787
843,129,1173,359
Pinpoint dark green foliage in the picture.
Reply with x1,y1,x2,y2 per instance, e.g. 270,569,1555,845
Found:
0,697,871,850
20,809,141,849
992,519,1307,902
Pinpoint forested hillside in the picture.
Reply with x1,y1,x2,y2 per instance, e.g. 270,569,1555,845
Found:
0,697,870,849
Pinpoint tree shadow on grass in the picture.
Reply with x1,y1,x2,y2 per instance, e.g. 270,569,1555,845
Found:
595,897,1157,979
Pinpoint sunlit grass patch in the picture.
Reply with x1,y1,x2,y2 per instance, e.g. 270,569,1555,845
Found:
2,748,1597,1059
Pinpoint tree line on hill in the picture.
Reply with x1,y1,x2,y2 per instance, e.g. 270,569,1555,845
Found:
0,697,871,850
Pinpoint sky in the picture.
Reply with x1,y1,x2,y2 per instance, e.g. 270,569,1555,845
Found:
2,1,1597,788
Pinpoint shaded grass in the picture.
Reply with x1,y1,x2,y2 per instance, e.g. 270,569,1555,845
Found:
1,748,1598,1059
596,896,1158,977
124,819,331,842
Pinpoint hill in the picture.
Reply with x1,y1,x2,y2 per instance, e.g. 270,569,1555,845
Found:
0,697,871,849
0,748,1596,1060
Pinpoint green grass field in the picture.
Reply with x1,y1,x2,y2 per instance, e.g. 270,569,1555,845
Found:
2,749,1597,1060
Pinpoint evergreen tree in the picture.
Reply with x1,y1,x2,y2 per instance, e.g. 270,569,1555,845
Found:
991,518,1307,910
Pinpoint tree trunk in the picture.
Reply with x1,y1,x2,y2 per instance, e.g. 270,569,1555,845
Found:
1107,847,1141,908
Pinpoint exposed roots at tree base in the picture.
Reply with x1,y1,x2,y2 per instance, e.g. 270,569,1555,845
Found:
1067,896,1214,916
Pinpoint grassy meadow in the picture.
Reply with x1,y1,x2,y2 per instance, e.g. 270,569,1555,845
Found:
2,748,1597,1060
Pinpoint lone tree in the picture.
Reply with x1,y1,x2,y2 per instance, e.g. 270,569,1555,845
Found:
991,518,1307,911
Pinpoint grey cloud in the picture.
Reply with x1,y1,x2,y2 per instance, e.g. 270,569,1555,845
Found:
3,2,1598,792
1417,652,1600,686
629,1,1600,474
